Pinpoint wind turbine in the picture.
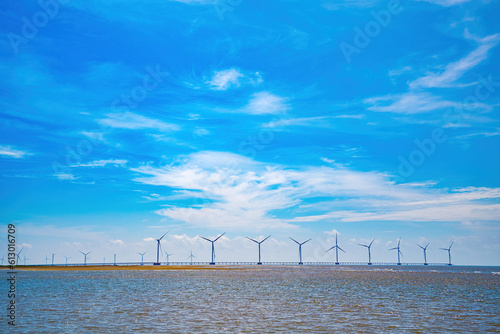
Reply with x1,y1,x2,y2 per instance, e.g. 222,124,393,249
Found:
113,254,117,266
289,237,311,265
137,251,147,265
23,255,29,266
199,233,225,265
164,251,173,265
440,242,454,266
247,235,271,265
389,238,403,265
188,250,195,265
44,255,49,265
154,230,170,265
326,234,346,265
1,255,5,265
79,251,92,265
51,253,55,266
417,243,430,265
16,248,24,265
64,256,71,266
359,239,375,265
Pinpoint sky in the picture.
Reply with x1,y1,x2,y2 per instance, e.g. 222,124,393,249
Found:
0,0,499,266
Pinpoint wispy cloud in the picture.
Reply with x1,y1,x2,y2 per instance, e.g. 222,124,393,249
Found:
409,33,500,89
99,112,179,131
54,173,77,181
363,92,458,114
71,159,128,168
0,145,33,159
263,116,330,128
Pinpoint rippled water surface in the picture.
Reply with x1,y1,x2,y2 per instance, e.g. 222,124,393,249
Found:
9,266,500,333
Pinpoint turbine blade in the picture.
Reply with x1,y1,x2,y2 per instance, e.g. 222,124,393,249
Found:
214,232,226,242
417,244,424,250
247,237,258,244
302,238,312,245
326,246,335,253
199,236,212,243
289,237,300,245
449,242,454,249
369,239,375,246
359,244,368,248
338,247,346,253
389,247,397,251
262,235,271,243
159,230,170,241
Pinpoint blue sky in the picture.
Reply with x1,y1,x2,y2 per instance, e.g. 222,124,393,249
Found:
1,0,499,265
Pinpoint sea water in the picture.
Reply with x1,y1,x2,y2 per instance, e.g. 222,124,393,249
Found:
7,266,500,333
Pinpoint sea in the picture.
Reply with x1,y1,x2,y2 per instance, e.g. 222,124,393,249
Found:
6,265,500,333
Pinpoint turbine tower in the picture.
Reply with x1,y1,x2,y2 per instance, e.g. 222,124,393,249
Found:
164,251,173,265
417,243,430,265
51,253,55,266
64,256,71,266
247,235,271,265
199,233,225,265
44,255,49,265
23,255,29,266
289,237,311,265
389,238,403,265
188,250,195,265
154,230,170,265
359,239,375,265
113,254,117,266
79,251,92,265
440,242,453,266
137,251,147,265
326,234,346,265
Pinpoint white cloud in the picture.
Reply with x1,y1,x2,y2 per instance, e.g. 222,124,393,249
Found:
410,33,500,89
110,239,124,245
0,145,32,159
129,152,500,231
143,237,156,242
193,128,209,136
71,159,128,168
241,92,288,115
206,69,262,91
99,112,179,131
207,69,244,90
54,173,77,180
